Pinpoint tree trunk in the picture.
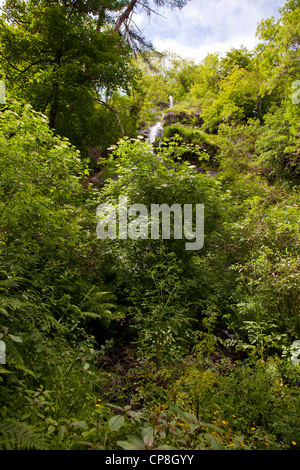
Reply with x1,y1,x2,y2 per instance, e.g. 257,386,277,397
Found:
96,6,106,33
49,49,62,129
49,82,59,129
114,0,138,32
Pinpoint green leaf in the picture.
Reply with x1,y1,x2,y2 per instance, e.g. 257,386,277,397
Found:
117,440,140,450
189,423,199,432
0,419,49,449
170,404,197,424
127,436,146,449
199,422,224,433
72,421,88,430
5,341,34,376
205,433,223,450
0,365,11,374
7,334,23,343
154,445,178,450
108,415,125,431
142,427,154,448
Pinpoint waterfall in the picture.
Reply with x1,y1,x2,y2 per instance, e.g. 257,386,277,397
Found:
169,95,174,108
149,121,163,145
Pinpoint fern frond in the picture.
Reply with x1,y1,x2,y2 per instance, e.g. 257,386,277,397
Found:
0,276,24,292
81,311,104,320
82,287,117,303
0,419,49,450
5,340,34,376
0,306,9,316
0,295,28,310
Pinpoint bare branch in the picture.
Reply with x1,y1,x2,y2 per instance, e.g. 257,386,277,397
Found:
136,1,168,19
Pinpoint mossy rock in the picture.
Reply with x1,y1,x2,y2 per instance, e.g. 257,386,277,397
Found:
163,110,204,127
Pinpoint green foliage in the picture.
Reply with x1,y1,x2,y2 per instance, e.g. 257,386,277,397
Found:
229,188,300,338
202,67,262,131
256,107,300,181
0,98,126,449
220,46,253,76
0,0,299,453
0,419,49,450
213,120,261,178
0,102,87,251
98,360,299,450
0,0,135,151
129,253,194,367
108,402,229,451
209,357,300,448
163,124,211,151
173,367,219,421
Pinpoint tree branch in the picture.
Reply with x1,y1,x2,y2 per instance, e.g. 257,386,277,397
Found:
114,0,138,32
136,1,168,19
95,98,125,136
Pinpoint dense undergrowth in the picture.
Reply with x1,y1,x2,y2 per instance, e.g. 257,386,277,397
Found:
0,108,299,450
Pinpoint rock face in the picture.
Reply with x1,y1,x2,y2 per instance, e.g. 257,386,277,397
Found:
155,100,170,109
195,167,218,177
162,112,177,126
163,110,204,127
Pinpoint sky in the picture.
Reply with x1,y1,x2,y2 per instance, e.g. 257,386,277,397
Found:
133,0,287,62
0,0,287,63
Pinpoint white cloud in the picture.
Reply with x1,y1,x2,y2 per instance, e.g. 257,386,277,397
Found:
153,34,260,63
133,0,286,62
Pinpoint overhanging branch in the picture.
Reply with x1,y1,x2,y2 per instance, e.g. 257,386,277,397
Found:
114,0,138,32
95,98,125,136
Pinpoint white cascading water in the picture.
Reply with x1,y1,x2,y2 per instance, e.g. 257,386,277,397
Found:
169,95,174,108
149,121,163,145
